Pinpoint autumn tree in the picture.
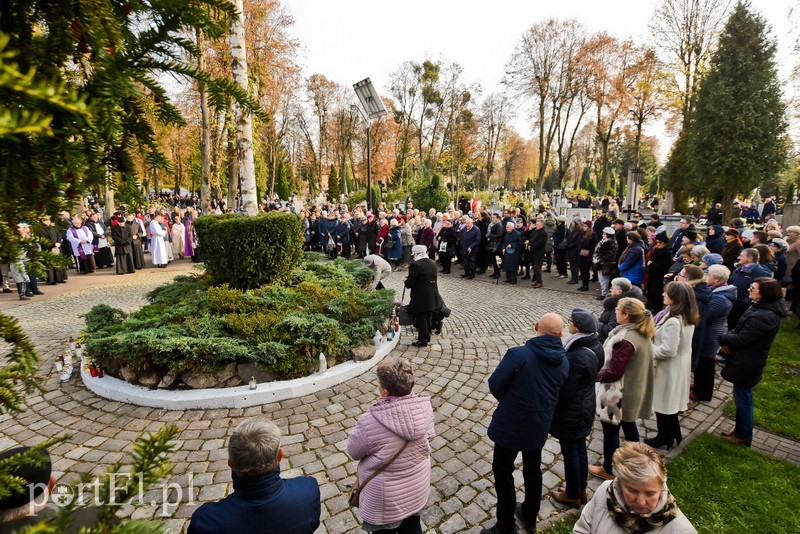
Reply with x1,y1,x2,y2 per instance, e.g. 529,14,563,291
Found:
500,132,529,189
505,19,587,198
687,1,788,222
580,33,637,196
650,0,732,127
477,93,509,188
628,47,664,168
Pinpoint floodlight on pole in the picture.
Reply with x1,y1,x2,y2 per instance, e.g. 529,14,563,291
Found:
354,78,387,213
624,167,643,220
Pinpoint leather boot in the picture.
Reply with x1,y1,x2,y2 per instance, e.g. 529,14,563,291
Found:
645,413,671,449
17,283,29,300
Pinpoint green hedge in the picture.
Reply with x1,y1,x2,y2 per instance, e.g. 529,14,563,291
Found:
193,212,303,290
82,259,395,381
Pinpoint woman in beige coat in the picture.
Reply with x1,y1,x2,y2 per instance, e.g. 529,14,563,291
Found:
590,298,655,481
646,282,698,450
575,442,696,534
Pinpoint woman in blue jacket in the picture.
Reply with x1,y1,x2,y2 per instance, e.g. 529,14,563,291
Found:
617,231,645,287
383,220,404,264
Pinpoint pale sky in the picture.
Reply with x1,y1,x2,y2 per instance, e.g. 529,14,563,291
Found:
284,0,797,157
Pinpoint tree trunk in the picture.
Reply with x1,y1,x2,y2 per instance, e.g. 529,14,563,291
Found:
229,0,257,215
722,184,735,225
227,124,239,210
197,29,212,215
104,184,114,224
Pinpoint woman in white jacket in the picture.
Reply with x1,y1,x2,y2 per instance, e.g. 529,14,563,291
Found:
574,442,696,534
646,281,698,449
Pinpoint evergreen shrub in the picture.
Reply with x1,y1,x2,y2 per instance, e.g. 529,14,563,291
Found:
193,212,303,290
82,258,394,383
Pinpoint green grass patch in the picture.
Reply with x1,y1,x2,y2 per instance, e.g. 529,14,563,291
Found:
541,516,578,533
542,433,800,533
724,318,800,440
666,434,800,532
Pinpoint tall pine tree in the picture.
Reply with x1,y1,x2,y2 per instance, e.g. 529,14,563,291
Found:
687,1,787,222
328,163,340,202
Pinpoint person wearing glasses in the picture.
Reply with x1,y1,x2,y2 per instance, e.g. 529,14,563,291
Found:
727,248,772,329
719,278,786,446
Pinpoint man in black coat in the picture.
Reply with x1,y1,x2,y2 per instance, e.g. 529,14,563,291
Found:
528,219,548,288
612,219,628,263
405,245,438,347
111,216,135,274
459,216,482,279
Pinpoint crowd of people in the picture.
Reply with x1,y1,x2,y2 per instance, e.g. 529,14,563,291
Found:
2,190,797,533
1,205,203,300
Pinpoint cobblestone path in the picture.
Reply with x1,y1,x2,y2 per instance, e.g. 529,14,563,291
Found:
1,263,735,533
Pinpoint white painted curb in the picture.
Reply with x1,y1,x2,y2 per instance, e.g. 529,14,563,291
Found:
80,332,401,410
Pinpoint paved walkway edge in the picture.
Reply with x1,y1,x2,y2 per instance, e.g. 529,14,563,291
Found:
79,333,401,410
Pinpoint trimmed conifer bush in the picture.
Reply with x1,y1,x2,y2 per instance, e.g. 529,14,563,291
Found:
194,212,303,290
82,258,395,384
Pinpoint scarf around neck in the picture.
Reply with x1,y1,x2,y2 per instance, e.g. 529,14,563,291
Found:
606,479,678,533
563,332,592,352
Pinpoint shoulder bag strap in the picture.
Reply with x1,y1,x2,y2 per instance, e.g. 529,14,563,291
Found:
354,440,410,498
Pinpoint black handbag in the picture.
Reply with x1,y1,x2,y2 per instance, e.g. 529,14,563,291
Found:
397,288,414,326
398,305,415,326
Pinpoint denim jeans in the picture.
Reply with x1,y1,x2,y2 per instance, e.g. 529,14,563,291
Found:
492,444,542,533
733,384,754,441
598,271,611,296
560,438,588,499
601,420,640,474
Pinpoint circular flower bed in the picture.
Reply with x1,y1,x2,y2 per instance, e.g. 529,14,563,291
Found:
81,255,395,389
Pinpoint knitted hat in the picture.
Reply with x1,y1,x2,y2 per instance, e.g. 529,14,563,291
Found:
682,230,698,242
724,228,739,237
702,253,723,266
603,227,615,235
655,232,669,244
570,308,598,334
741,229,754,241
557,215,568,222
411,245,428,257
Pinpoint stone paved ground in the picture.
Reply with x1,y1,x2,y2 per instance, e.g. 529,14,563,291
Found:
0,260,784,533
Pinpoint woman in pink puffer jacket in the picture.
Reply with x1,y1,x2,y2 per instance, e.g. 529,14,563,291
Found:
347,357,435,533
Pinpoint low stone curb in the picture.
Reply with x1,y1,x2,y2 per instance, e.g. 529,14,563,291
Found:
79,333,401,410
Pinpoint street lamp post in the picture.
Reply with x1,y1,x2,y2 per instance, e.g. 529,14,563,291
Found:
353,78,387,213
624,167,644,220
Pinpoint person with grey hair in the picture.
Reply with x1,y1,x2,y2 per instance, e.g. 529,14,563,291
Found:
499,221,523,285
597,277,646,342
693,264,736,401
348,357,435,534
727,248,772,329
405,245,439,347
364,254,392,290
188,419,320,534
574,442,696,533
